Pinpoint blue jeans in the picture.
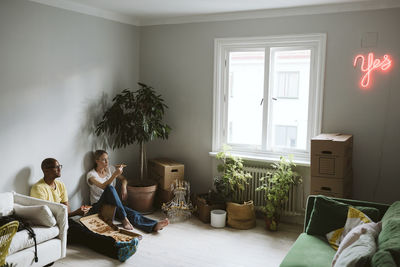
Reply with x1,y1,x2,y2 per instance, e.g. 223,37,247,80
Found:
91,185,157,233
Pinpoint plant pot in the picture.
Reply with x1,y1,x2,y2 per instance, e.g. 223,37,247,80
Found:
195,195,226,224
226,201,256,230
265,217,278,231
210,209,226,228
127,181,157,214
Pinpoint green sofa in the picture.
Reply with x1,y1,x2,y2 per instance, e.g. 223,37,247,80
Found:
280,195,400,267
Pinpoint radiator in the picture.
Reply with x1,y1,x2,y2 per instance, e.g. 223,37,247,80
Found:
234,166,305,216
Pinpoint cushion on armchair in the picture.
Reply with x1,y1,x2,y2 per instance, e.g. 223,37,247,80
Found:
306,196,380,236
332,221,381,266
13,204,57,227
372,201,400,267
326,207,373,250
280,233,335,267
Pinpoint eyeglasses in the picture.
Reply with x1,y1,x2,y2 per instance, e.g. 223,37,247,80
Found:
47,165,63,170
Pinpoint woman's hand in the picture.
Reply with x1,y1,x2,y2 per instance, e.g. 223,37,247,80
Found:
114,165,124,176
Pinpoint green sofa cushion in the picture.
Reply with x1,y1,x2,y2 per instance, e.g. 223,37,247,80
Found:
382,201,400,223
306,195,380,236
372,201,400,267
372,250,397,267
280,233,335,267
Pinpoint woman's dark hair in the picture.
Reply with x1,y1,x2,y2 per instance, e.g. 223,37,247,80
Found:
94,150,108,168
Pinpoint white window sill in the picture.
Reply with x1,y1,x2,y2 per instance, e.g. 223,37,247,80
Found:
208,151,310,167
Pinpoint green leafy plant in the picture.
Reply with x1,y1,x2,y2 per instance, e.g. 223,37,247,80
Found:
257,156,302,222
214,148,252,203
96,82,171,181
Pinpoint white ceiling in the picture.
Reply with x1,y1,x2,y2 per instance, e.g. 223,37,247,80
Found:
30,0,400,25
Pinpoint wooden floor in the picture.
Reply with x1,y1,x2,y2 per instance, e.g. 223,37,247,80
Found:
55,212,302,267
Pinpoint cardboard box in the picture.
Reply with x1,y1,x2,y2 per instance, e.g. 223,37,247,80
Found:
311,154,352,178
311,133,353,178
311,133,353,156
311,171,353,198
148,158,184,190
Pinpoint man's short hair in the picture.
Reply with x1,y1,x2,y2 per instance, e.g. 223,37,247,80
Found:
41,158,58,170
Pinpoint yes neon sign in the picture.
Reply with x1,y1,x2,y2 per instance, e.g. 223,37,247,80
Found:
353,53,392,88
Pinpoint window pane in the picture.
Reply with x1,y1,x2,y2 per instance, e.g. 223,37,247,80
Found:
275,125,298,148
269,49,311,150
277,71,299,98
227,51,264,146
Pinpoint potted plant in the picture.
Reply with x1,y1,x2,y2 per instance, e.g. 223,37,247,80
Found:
214,148,254,229
194,189,226,224
96,82,171,213
256,156,302,231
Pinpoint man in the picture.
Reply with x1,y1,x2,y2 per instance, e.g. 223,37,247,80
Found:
30,158,138,262
30,158,89,217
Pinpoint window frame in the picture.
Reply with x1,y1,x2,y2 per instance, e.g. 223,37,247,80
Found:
212,33,326,164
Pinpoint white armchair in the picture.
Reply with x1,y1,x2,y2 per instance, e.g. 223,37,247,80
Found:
3,192,68,266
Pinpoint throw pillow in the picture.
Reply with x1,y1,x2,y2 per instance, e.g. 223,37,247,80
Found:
332,221,382,266
372,217,400,267
327,207,372,250
14,204,57,227
0,192,14,216
306,195,380,236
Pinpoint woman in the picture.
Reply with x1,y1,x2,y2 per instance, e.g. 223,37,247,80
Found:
87,150,169,232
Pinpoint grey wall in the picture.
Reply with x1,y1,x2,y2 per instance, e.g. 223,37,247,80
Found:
0,0,140,209
140,8,400,204
1,1,399,207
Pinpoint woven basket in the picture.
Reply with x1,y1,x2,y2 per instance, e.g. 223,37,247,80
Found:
226,201,256,230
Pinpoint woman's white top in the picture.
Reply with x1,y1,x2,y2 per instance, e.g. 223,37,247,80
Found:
87,165,116,204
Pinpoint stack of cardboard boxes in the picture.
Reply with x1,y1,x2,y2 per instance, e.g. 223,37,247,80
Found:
310,133,353,198
148,158,184,207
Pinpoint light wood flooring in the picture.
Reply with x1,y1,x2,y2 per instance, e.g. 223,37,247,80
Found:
55,212,302,267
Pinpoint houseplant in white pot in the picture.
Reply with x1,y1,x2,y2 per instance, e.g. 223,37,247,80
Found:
96,82,171,213
256,156,302,231
214,148,254,229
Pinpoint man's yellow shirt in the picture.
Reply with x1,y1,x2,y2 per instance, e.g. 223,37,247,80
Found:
30,178,68,203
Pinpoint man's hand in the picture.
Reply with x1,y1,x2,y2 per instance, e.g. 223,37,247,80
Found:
81,205,92,216
74,205,92,216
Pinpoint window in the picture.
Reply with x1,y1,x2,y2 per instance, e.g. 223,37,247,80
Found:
212,34,326,163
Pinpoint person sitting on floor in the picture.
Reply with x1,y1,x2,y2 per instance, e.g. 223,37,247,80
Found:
30,158,138,262
87,150,169,232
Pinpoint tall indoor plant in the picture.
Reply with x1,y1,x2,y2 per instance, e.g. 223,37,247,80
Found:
96,82,171,212
214,148,255,229
256,156,302,231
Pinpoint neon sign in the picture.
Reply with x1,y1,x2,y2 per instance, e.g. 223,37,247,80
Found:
353,53,392,88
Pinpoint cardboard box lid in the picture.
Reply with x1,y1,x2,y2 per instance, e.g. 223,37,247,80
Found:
149,158,184,177
149,158,184,167
311,133,353,143
311,133,353,156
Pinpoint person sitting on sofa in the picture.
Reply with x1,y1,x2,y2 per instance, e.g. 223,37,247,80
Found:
88,150,169,232
30,158,138,261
